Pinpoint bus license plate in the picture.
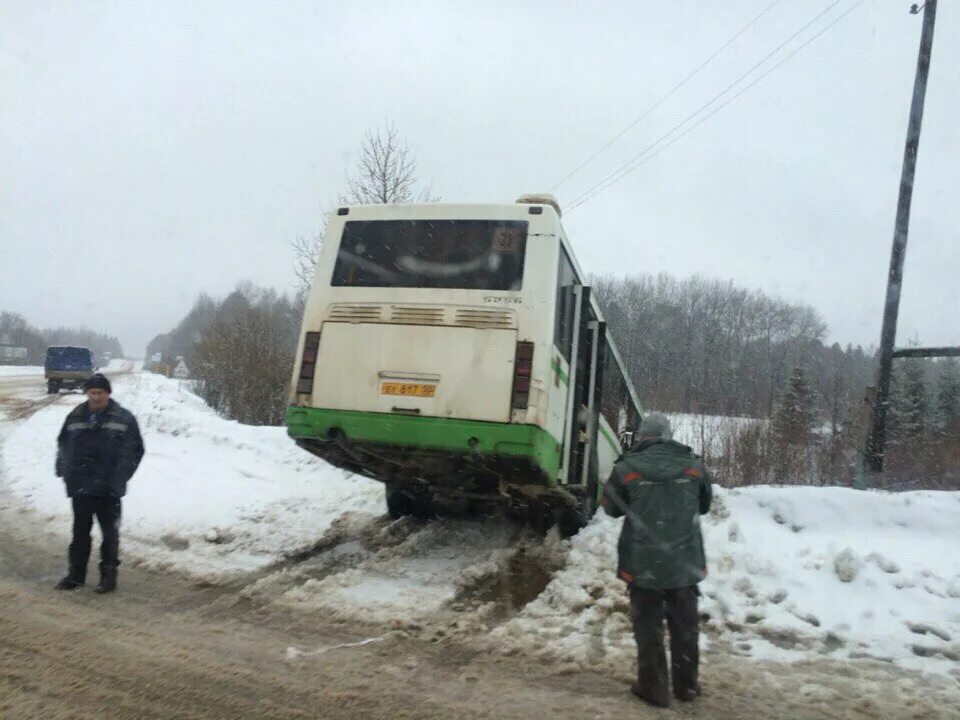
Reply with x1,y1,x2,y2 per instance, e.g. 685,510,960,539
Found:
381,382,436,398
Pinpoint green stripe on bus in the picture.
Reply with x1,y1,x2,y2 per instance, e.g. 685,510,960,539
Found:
551,357,569,386
599,423,620,453
286,407,563,485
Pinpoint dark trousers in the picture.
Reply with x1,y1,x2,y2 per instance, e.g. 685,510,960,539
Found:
629,585,699,701
68,494,122,579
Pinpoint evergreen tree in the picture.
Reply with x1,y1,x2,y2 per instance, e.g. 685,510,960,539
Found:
772,366,817,445
885,358,938,483
771,366,818,484
936,359,960,431
893,359,929,444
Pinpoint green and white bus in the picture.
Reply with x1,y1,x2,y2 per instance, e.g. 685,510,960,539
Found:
286,195,642,531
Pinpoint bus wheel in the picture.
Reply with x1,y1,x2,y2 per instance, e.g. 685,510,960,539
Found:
46,381,58,395
385,484,413,519
411,494,436,521
385,484,434,520
558,508,588,538
528,503,554,537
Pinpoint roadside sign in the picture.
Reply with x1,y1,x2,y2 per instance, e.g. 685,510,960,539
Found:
0,346,28,360
173,360,190,379
150,352,162,363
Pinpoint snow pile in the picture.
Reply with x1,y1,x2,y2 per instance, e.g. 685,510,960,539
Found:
492,486,960,677
1,372,383,581
665,412,759,456
0,358,131,378
101,358,135,373
0,366,43,377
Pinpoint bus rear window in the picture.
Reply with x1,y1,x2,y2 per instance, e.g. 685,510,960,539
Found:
332,220,527,290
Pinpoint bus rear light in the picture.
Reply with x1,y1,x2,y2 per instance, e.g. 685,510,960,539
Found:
511,341,534,410
297,331,321,394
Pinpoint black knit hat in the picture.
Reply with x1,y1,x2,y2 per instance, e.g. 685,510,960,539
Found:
84,373,112,393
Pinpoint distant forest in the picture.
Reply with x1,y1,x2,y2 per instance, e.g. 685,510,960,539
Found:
592,274,959,489
0,311,123,364
591,273,875,420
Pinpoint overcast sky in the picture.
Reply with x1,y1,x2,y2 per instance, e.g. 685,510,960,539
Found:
2,0,957,356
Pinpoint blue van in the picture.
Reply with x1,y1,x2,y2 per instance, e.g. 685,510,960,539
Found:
44,346,95,394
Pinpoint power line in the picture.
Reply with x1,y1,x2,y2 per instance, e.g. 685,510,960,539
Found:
565,0,844,209
549,0,786,193
564,0,845,211
566,0,866,212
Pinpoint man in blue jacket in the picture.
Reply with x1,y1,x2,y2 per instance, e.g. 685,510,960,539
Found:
54,373,144,593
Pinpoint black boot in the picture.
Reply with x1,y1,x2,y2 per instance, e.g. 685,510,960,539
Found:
674,683,702,702
55,568,85,590
94,565,117,594
631,680,671,708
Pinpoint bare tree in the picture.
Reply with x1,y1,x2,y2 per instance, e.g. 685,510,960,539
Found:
291,231,324,295
342,122,437,205
291,122,437,295
0,311,46,363
192,286,299,425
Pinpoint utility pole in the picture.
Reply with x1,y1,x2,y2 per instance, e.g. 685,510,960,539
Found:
865,1,938,473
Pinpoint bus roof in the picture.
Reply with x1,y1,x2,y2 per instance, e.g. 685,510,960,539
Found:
332,201,562,222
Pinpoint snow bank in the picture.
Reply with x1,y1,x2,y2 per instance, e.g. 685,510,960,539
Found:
665,411,759,456
0,366,43,377
101,358,135,373
492,486,960,676
1,372,383,581
0,358,131,379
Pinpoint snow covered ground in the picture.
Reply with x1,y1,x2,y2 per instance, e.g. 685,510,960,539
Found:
2,371,958,686
0,358,133,376
491,487,960,678
665,411,759,456
0,358,133,379
2,372,383,582
100,358,135,372
0,365,43,377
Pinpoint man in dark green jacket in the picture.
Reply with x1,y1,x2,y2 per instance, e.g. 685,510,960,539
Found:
602,413,712,708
